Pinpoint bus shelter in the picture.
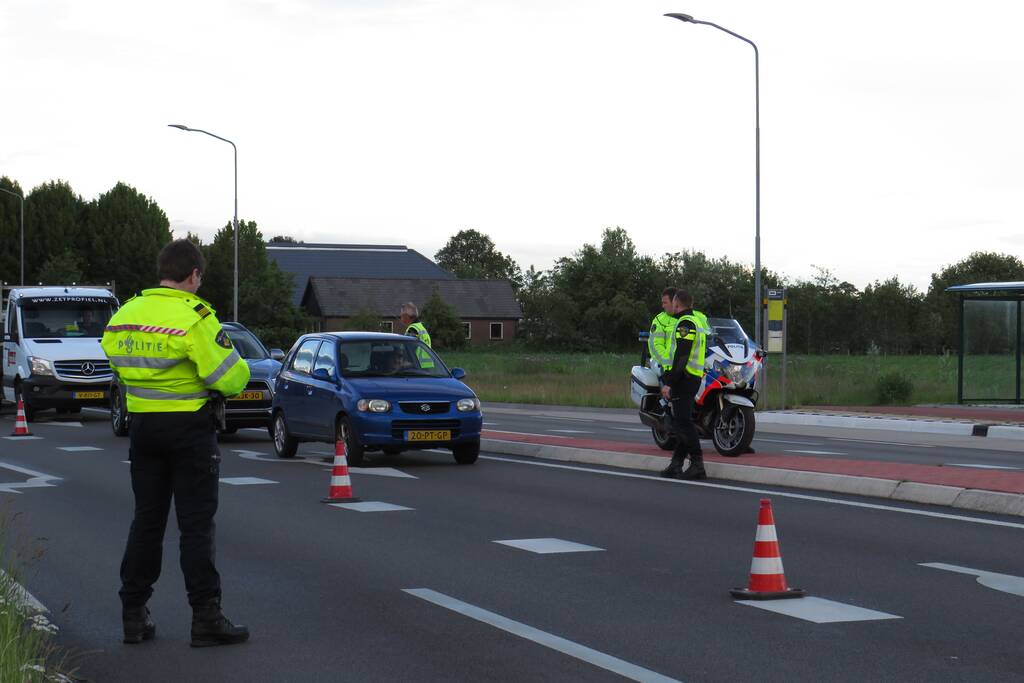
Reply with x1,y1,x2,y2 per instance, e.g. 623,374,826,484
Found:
946,282,1024,404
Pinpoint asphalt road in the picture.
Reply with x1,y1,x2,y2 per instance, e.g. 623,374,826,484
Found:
484,405,1024,470
2,410,1024,682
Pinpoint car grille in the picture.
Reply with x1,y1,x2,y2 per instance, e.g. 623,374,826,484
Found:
54,359,112,380
399,401,450,415
391,419,461,439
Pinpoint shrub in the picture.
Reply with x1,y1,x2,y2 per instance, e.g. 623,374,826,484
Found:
876,372,913,404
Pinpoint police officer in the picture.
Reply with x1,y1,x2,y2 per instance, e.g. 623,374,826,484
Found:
399,301,434,368
647,287,678,374
659,289,711,480
102,239,251,647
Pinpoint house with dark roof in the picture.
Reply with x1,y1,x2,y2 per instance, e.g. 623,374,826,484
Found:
301,277,523,344
266,243,455,305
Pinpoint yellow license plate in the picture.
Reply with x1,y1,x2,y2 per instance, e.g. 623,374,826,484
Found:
74,391,105,399
406,430,451,442
234,391,265,401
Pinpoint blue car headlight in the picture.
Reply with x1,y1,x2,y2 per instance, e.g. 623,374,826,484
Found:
457,398,481,412
357,399,391,413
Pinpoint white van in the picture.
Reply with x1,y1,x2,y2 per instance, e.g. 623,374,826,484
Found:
2,285,119,420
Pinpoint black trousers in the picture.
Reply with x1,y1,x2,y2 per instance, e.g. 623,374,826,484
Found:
120,406,222,609
670,374,703,459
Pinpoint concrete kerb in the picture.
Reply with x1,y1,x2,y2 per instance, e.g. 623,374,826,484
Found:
756,412,977,436
480,438,1024,518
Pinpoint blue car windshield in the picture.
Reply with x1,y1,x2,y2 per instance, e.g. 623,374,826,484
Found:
339,340,449,378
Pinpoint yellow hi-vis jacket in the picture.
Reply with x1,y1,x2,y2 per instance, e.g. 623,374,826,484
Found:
101,288,250,413
672,310,711,378
648,311,678,371
405,320,435,368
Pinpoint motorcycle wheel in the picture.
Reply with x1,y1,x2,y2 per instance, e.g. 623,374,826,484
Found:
712,405,755,457
651,427,677,451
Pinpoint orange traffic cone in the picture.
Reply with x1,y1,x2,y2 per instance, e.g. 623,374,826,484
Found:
730,498,804,600
10,400,33,437
321,439,360,503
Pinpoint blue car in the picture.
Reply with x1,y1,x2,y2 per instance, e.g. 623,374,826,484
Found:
270,332,482,465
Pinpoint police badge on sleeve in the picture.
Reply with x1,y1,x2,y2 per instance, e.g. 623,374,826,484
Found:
216,329,233,349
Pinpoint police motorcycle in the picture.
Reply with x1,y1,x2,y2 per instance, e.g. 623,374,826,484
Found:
631,318,763,456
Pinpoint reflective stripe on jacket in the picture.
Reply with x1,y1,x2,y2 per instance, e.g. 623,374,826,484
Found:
101,287,251,413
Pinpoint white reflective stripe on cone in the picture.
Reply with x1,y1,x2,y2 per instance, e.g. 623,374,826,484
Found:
749,556,785,575
754,525,778,542
330,475,352,487
334,457,349,466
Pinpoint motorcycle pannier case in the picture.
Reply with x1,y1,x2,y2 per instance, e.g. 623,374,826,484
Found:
630,365,660,407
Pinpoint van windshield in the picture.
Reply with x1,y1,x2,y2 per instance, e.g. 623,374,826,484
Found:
20,298,116,339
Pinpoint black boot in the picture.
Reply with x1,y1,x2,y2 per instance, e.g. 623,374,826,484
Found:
660,454,685,479
123,605,156,644
679,452,707,480
191,601,250,648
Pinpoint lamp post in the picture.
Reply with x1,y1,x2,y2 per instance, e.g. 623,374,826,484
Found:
167,124,239,322
664,12,762,345
0,187,24,285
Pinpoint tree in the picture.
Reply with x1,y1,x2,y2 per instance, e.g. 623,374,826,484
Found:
518,267,578,350
0,177,24,283
24,181,87,284
435,229,523,290
420,287,467,351
37,250,84,284
860,277,925,354
547,227,662,350
200,219,307,343
925,252,1024,351
84,182,172,298
344,310,385,332
269,235,302,243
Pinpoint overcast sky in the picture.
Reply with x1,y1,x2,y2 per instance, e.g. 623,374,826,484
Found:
2,0,1022,291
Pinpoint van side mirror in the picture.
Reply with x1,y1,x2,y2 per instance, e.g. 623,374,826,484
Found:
270,348,285,362
450,367,466,380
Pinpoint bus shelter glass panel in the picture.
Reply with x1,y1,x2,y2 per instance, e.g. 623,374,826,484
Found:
962,299,1018,401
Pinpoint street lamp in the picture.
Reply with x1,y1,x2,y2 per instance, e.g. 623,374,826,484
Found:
167,124,239,322
664,12,762,345
0,187,24,285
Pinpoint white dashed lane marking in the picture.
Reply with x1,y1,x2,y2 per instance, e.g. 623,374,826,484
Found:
547,429,593,435
58,446,103,452
348,467,418,479
784,449,846,456
735,597,901,624
494,538,604,554
220,477,278,486
3,435,43,441
946,464,1020,470
330,502,413,512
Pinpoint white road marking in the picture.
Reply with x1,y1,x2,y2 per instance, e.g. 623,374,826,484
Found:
44,421,83,428
483,422,500,426
233,449,324,466
613,427,652,432
478,455,1024,531
753,438,824,446
0,462,62,494
494,538,604,554
784,449,846,456
122,461,130,464
349,467,418,479
83,408,110,414
404,588,681,683
920,562,1024,598
735,597,901,623
0,569,49,614
946,464,1020,470
2,435,43,441
58,446,102,452
831,437,935,448
484,430,569,439
220,477,278,485
330,501,413,512
547,429,593,435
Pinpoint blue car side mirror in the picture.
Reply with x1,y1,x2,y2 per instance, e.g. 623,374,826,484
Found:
312,367,334,382
451,367,466,380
